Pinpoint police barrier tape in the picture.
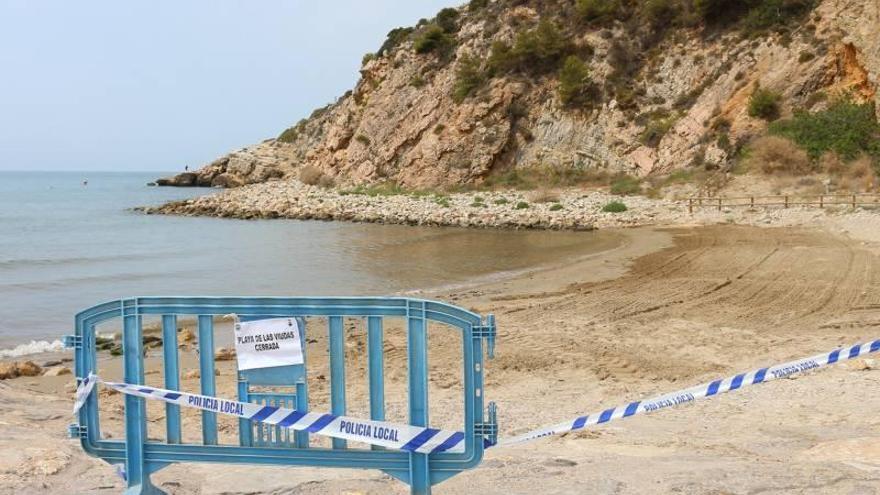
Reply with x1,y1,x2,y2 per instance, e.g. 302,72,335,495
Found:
74,338,880,452
498,338,880,447
73,376,465,454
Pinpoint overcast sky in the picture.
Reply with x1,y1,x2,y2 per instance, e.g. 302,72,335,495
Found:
0,1,454,172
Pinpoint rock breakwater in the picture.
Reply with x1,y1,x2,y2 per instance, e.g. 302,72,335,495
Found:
141,180,684,230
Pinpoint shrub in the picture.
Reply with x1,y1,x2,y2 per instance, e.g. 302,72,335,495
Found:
452,55,486,103
355,134,371,145
610,175,641,195
820,151,846,176
640,114,677,147
410,74,426,88
694,0,751,25
748,88,782,120
743,0,817,35
746,136,812,174
340,182,406,197
378,27,414,56
277,127,299,143
576,0,621,22
414,24,456,57
487,41,515,75
528,188,560,203
494,197,509,205
484,164,615,190
549,203,564,211
436,7,460,33
769,98,880,161
643,0,680,29
470,200,486,208
602,201,628,213
514,201,530,209
469,0,489,12
507,101,529,120
558,56,595,107
798,51,815,63
317,175,335,189
489,21,571,75
845,154,875,180
299,166,325,186
361,52,377,66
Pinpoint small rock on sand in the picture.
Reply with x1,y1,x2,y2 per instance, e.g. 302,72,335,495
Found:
848,358,876,371
215,347,236,361
42,366,71,377
178,328,196,346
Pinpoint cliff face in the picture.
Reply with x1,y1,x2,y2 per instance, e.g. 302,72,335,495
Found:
162,0,879,189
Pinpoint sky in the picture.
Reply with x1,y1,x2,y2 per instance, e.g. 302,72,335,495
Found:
0,1,455,172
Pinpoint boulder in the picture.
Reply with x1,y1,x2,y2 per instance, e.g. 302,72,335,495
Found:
211,173,244,188
16,361,42,377
226,156,256,176
156,172,198,187
143,335,163,348
43,366,72,377
0,362,17,380
0,361,43,379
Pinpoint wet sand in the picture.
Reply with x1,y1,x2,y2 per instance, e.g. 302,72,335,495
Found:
2,225,880,494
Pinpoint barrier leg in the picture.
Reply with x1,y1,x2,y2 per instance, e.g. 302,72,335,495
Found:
122,307,167,494
294,380,309,448
408,308,431,495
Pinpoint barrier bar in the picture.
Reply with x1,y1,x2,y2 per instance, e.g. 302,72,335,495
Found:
198,315,218,445
122,303,156,492
368,316,385,451
329,316,347,449
162,315,181,444
408,302,430,494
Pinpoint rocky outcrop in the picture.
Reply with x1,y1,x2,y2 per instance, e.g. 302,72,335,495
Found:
157,0,879,189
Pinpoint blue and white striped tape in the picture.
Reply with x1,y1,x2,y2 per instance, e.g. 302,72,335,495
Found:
73,338,879,452
498,338,880,447
73,376,465,454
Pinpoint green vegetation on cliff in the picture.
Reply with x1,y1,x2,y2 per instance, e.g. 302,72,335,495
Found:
770,99,880,162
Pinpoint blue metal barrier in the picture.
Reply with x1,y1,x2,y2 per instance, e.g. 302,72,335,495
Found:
65,297,497,495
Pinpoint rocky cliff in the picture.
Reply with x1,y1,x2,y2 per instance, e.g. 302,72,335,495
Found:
158,0,879,189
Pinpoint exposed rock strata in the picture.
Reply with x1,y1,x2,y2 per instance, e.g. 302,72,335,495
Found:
157,0,880,190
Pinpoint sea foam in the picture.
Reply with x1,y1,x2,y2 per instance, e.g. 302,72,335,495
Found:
0,339,65,358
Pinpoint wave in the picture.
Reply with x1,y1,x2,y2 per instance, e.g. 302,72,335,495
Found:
0,339,65,358
0,252,175,270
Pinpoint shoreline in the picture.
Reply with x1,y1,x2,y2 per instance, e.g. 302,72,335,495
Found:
0,227,662,360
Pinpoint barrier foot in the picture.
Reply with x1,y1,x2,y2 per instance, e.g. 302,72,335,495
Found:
123,480,167,495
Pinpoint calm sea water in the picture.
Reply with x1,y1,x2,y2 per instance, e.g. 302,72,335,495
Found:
0,171,617,354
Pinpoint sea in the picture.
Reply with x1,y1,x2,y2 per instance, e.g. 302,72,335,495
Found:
0,171,616,356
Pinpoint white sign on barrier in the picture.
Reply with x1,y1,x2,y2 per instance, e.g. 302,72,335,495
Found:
234,318,304,370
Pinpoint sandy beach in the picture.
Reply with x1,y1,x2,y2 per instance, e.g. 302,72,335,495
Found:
2,222,879,494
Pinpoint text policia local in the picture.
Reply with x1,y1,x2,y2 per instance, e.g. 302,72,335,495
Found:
188,396,245,415
339,420,400,442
